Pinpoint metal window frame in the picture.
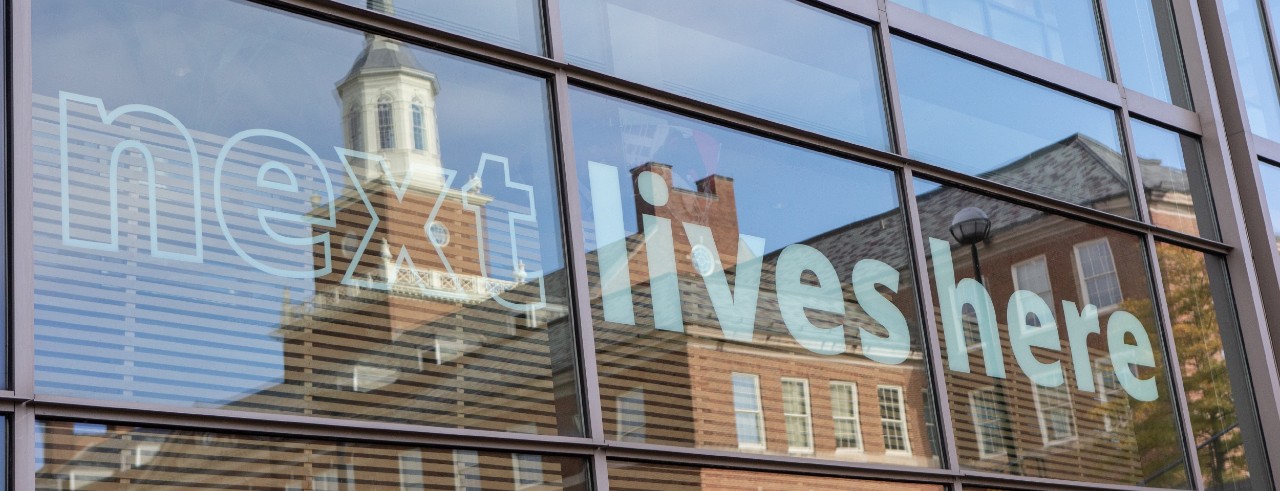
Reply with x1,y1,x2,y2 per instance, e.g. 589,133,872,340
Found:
4,0,1278,490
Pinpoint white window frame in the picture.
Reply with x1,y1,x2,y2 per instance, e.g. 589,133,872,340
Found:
830,381,863,453
69,469,113,490
1011,255,1055,307
1073,239,1123,309
377,96,396,149
133,442,161,468
731,372,766,451
961,303,983,351
969,386,1008,459
347,107,362,151
453,449,481,491
353,363,397,392
877,385,912,455
313,468,339,491
1095,359,1132,433
616,386,646,442
513,453,544,490
781,377,814,454
1032,382,1079,446
411,102,426,151
399,449,424,491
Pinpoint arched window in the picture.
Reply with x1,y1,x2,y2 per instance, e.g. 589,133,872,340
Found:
347,107,362,151
412,103,426,151
377,97,395,149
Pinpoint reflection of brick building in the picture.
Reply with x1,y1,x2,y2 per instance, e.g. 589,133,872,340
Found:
38,421,587,490
597,133,1195,487
917,135,1187,483
33,6,1205,486
37,17,582,489
595,160,936,469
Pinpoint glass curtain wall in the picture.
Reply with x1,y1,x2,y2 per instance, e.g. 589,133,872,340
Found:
10,0,1275,490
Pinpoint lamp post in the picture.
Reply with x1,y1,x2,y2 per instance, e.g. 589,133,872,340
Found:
949,206,1019,473
950,207,992,284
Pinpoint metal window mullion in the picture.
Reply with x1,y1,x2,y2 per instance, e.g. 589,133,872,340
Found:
1178,0,1280,485
1095,0,1156,224
591,450,609,491
12,0,35,489
897,168,961,472
1255,0,1280,119
960,469,1205,491
30,396,599,456
559,68,1230,259
883,1,1125,108
1141,234,1205,489
543,0,563,62
880,0,961,473
548,71,606,447
10,0,30,402
604,440,958,485
807,0,880,22
254,0,562,76
877,1,910,156
12,403,31,491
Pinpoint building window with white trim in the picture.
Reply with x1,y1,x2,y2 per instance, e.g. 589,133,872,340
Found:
1074,239,1123,308
731,372,766,450
378,97,395,149
1095,359,1132,434
453,450,481,491
962,304,983,350
412,103,426,151
616,387,646,442
831,381,863,452
969,386,1010,459
1033,383,1078,445
1012,255,1055,307
399,449,424,491
781,378,814,453
878,386,911,454
348,107,362,151
513,454,544,490
313,469,339,491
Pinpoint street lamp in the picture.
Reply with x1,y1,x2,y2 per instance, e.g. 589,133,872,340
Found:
950,206,1017,472
950,206,991,284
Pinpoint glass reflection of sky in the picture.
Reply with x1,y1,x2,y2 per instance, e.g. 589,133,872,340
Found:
571,88,902,255
1259,162,1280,245
562,0,889,150
33,0,566,412
893,0,1107,78
1228,0,1280,141
335,0,544,54
895,36,1130,213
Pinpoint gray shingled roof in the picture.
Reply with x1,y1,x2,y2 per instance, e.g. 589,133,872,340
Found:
340,37,431,83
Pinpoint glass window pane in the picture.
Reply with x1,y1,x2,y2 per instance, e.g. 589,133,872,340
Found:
1107,0,1193,108
893,0,1108,78
894,36,1135,217
575,88,940,466
1156,243,1265,489
36,421,589,490
1131,120,1219,239
33,0,581,435
562,0,890,149
335,0,544,54
1260,162,1280,253
1226,0,1280,141
608,461,945,490
917,179,1190,486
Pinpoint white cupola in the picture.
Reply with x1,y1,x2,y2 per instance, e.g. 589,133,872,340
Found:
336,0,444,189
